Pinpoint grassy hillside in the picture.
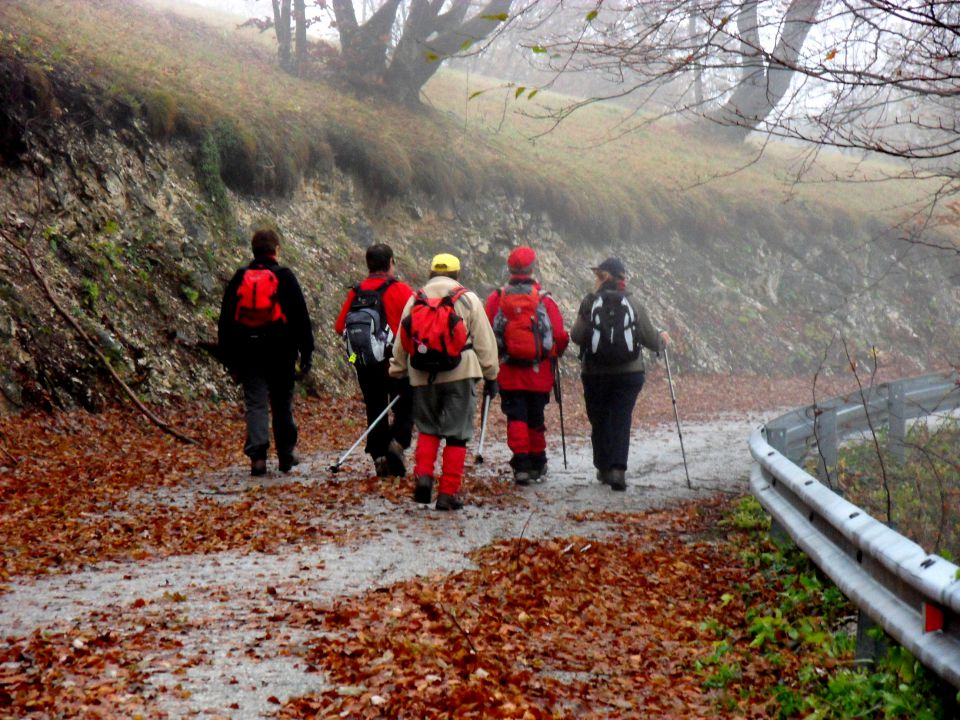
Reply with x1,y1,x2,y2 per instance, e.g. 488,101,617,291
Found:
1,0,945,246
0,0,956,412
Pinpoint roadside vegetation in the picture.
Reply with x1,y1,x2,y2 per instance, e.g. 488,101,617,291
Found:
0,0,947,248
833,418,960,561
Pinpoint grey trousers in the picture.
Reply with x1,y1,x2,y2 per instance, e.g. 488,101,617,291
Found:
242,369,297,460
411,378,478,441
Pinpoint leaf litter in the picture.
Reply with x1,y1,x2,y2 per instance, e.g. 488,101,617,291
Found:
0,372,865,717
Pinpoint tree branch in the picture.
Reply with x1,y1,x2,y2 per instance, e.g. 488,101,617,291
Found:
0,179,197,445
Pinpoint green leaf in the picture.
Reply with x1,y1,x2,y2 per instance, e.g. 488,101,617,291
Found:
460,39,473,51
468,90,486,100
424,51,440,62
515,86,526,99
527,89,539,100
586,10,598,21
481,13,509,22
531,45,546,54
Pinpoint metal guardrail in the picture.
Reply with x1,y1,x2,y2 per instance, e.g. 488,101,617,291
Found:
748,369,960,688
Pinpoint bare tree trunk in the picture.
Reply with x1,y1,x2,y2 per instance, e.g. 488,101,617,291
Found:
273,0,292,71
294,0,307,75
705,0,822,142
385,0,513,105
333,0,403,81
690,1,703,107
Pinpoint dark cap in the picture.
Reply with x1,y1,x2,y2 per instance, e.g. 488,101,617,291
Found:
591,257,626,278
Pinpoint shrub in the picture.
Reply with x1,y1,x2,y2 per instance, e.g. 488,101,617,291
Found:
141,88,177,139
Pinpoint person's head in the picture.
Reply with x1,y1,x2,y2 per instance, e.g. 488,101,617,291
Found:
430,252,461,280
366,243,394,274
507,246,536,277
591,256,626,288
251,228,281,258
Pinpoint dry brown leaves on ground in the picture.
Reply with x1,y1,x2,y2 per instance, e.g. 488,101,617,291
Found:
0,371,872,584
0,498,801,719
278,500,796,719
0,395,392,584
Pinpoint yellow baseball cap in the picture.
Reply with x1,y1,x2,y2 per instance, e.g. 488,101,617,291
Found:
430,253,461,272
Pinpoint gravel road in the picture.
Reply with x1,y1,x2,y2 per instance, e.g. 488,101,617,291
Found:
0,414,768,718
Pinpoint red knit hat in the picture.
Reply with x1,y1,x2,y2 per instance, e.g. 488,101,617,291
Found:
507,246,536,273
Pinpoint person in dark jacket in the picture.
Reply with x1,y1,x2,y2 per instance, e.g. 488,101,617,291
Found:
218,228,314,476
570,257,670,491
334,244,414,477
484,246,569,485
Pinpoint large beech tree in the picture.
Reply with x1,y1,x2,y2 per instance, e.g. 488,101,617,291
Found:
330,0,515,104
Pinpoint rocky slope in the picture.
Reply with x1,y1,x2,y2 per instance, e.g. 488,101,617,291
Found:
1,52,957,414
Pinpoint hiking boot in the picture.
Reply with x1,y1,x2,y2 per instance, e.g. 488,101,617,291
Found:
413,475,433,504
608,468,627,492
374,456,391,478
597,469,611,485
530,453,547,483
510,453,532,486
435,493,464,511
385,440,406,477
513,469,532,486
278,454,300,473
251,458,267,477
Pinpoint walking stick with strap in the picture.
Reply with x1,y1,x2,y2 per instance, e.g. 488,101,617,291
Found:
663,347,692,489
553,360,568,470
330,395,401,473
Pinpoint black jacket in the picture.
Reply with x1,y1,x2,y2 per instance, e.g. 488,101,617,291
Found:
218,257,314,372
570,280,663,375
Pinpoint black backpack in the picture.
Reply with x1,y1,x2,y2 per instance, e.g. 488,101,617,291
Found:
585,290,642,366
343,278,396,367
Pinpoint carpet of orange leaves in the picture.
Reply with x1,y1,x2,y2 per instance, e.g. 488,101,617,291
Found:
0,372,872,717
282,501,797,718
0,371,863,585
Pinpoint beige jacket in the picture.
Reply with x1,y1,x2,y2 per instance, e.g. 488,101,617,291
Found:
390,275,499,387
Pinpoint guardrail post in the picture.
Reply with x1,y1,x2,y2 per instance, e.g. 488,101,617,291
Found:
888,381,906,462
855,610,889,664
815,408,838,484
767,427,787,456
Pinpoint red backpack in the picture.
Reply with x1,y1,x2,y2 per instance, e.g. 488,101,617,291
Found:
492,283,554,365
400,287,471,379
235,268,287,328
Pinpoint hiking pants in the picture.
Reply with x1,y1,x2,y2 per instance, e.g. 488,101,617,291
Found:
582,371,645,472
500,389,549,470
411,378,477,441
356,362,413,458
241,366,297,460
412,378,477,496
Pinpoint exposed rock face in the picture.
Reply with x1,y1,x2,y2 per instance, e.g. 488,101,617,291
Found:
0,56,957,414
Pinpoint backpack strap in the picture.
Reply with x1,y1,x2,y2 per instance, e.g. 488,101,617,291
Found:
448,287,474,352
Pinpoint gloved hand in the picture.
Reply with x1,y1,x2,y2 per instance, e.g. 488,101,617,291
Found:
483,379,499,399
295,361,312,382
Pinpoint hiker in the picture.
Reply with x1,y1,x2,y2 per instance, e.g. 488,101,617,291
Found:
218,228,314,476
484,246,569,485
570,257,670,491
390,253,499,511
334,243,415,477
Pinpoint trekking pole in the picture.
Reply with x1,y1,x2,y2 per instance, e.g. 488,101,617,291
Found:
475,395,491,464
663,347,692,489
329,395,400,473
553,361,568,470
